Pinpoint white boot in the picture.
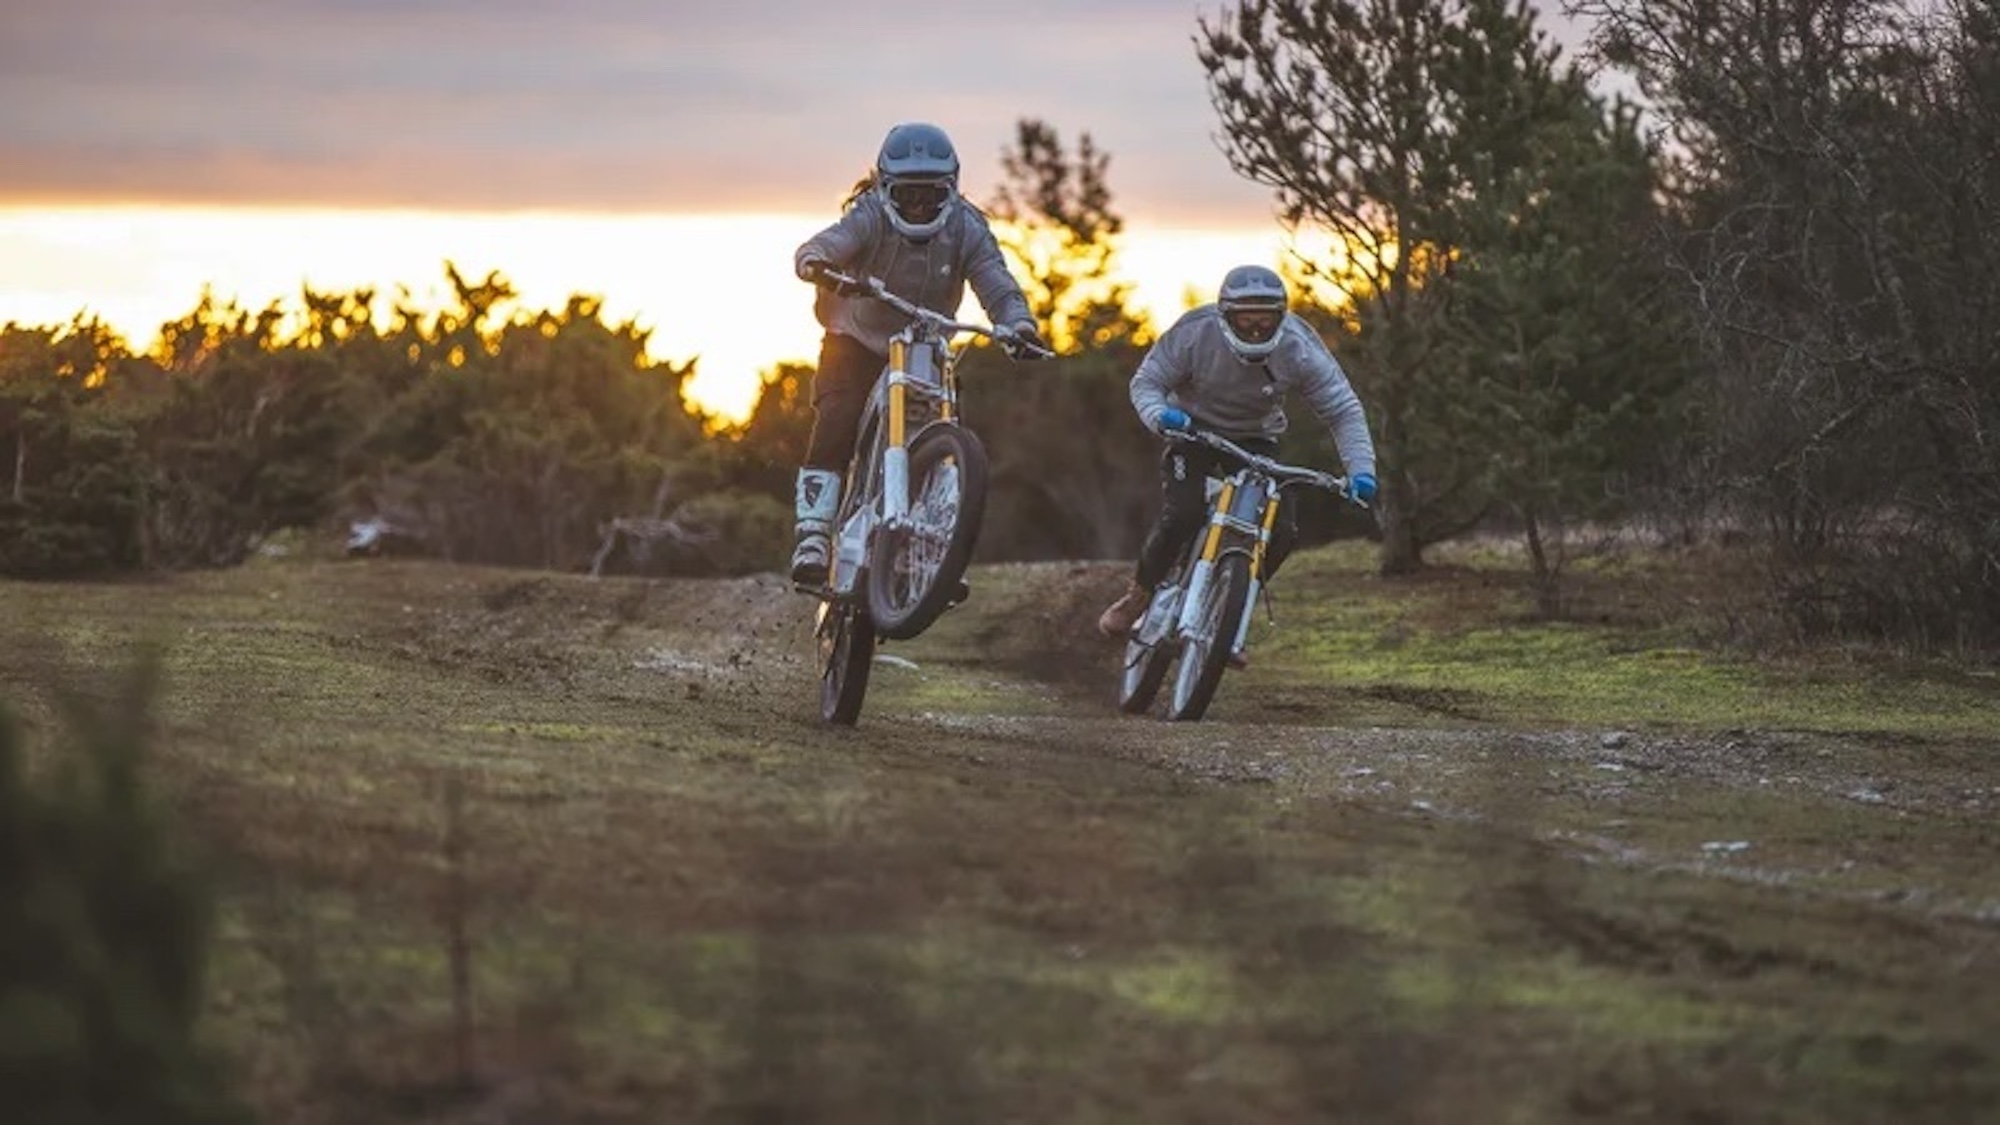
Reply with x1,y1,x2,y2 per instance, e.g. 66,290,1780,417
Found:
789,468,842,586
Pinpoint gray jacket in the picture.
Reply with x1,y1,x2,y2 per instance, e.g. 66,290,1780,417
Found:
1130,306,1378,480
795,193,1033,356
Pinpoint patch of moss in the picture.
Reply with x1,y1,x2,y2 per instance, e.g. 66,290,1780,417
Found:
1103,949,1239,1024
1256,548,1995,737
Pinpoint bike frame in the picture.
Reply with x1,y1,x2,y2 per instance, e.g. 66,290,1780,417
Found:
1157,433,1347,661
1118,429,1359,722
1177,472,1285,659
827,310,969,599
811,270,1051,724
819,270,1043,600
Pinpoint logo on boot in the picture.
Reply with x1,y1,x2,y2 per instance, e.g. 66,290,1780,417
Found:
803,476,827,506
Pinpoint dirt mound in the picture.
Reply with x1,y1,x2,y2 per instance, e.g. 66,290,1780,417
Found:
946,561,1134,694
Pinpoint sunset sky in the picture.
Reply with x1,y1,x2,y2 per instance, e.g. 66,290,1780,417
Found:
0,0,1590,422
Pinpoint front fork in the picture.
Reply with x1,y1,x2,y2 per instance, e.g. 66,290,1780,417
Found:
831,345,909,598
880,339,912,530
1229,498,1282,657
1171,481,1279,660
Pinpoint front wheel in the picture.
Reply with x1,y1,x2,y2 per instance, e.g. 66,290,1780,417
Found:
1167,553,1251,722
1117,633,1174,715
866,425,988,640
817,599,875,725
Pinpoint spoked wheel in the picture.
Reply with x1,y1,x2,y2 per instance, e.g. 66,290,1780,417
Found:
1117,633,1174,715
866,425,988,640
817,597,876,725
1167,554,1251,722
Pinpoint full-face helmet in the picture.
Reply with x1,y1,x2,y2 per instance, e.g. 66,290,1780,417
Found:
875,122,960,240
1216,264,1289,362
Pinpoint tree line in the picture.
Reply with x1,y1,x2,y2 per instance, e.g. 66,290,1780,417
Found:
4,0,1996,653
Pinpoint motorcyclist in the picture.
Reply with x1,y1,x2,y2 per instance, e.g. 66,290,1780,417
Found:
1097,264,1379,646
790,121,1050,587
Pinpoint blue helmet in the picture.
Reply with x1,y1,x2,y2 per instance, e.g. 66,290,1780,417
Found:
1216,264,1288,362
875,122,960,241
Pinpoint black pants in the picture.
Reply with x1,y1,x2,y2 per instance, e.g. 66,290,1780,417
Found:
1135,436,1298,588
804,333,889,472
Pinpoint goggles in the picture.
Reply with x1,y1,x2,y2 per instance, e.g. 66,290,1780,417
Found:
1224,305,1283,344
887,179,952,221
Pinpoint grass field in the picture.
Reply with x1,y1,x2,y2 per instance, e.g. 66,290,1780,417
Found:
2,540,1996,1123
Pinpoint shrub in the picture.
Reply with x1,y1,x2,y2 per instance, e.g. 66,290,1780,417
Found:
0,658,248,1124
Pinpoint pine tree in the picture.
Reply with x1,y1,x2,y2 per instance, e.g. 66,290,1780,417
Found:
967,121,1162,559
0,657,248,1123
1198,0,1680,578
983,118,1154,352
1430,3,1689,614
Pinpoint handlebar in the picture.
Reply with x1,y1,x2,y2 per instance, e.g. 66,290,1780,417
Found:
1172,428,1364,506
820,268,1056,360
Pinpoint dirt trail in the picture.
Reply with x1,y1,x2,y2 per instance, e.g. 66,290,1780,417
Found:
5,558,1998,1123
655,564,2000,928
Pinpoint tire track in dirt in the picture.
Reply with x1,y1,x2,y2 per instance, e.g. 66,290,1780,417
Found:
542,562,2000,936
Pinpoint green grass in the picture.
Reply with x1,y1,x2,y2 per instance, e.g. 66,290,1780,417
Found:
1,548,1996,1123
1247,542,1998,736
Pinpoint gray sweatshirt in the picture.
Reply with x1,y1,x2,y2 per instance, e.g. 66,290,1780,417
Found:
1130,306,1378,480
795,193,1033,357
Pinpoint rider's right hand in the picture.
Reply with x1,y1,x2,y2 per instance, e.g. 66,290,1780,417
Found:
799,258,860,295
1155,407,1193,435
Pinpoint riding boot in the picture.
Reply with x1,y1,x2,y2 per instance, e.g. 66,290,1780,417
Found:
1097,578,1153,638
790,468,841,587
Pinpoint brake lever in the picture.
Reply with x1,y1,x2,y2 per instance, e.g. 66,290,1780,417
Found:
995,326,1056,361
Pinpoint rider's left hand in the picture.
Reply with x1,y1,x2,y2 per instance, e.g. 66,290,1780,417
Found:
1349,472,1378,504
1004,322,1052,360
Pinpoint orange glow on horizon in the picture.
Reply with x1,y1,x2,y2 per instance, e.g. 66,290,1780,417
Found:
0,205,1301,425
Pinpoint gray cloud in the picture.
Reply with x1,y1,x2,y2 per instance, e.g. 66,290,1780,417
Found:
0,0,1590,225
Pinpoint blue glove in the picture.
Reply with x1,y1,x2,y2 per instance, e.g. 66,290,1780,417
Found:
1156,407,1192,434
1349,472,1378,504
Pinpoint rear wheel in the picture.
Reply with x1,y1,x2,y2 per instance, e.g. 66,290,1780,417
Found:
867,425,988,640
817,599,875,725
1167,553,1251,722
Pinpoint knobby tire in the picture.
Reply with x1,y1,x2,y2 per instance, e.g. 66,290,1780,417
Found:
819,600,875,725
866,425,988,641
1167,553,1251,722
1118,633,1174,715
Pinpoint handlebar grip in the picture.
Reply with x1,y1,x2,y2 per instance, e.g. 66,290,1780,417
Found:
996,328,1055,361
